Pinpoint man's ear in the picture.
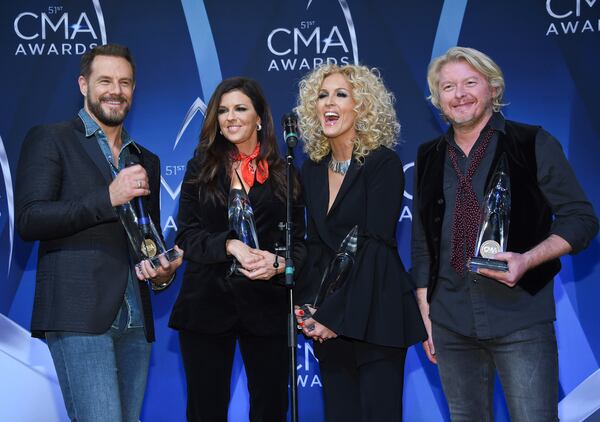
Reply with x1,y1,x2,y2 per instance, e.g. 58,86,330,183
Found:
78,75,88,97
491,85,498,100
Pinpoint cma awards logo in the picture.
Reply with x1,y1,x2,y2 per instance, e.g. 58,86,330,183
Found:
266,0,359,72
545,0,600,35
159,98,207,233
0,135,14,276
296,340,322,388
400,162,414,223
13,1,107,56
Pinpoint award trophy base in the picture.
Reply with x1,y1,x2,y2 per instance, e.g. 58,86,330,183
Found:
226,259,247,278
147,248,182,269
467,257,508,273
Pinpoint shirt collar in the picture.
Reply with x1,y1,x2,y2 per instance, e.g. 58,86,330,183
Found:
444,111,506,146
77,108,141,154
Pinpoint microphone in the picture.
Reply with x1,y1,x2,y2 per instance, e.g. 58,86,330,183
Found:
282,112,299,148
125,157,150,231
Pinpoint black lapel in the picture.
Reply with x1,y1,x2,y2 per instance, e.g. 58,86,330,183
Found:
419,138,446,210
73,119,113,184
326,157,361,218
312,159,329,222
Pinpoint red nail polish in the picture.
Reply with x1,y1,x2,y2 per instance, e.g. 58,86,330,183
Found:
299,321,304,326
298,310,304,316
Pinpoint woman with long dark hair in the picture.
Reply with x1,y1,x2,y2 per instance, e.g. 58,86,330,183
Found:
169,77,305,421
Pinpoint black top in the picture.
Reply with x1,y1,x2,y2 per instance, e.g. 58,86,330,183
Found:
412,113,599,338
300,146,426,348
15,117,162,341
169,157,306,336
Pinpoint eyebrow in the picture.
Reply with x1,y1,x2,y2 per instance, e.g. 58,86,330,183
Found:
219,103,249,108
439,75,480,84
320,87,349,92
96,75,133,81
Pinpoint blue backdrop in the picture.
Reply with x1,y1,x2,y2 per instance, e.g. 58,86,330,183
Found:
1,1,599,421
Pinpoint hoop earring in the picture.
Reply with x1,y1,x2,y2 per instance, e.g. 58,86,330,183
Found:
256,123,262,132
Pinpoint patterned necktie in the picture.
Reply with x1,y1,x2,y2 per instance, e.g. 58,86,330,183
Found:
447,129,494,274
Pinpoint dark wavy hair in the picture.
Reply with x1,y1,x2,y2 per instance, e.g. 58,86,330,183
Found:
80,44,135,81
191,77,299,205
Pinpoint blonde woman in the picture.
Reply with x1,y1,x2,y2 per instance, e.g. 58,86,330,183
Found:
295,64,426,421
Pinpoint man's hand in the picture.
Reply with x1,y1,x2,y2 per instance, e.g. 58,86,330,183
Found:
109,164,149,206
478,234,572,287
135,245,183,287
477,251,529,287
416,287,437,364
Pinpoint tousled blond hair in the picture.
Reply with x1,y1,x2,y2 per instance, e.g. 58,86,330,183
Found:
295,64,400,163
427,46,505,113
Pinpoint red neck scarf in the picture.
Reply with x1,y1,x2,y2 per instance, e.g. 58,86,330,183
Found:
231,143,269,187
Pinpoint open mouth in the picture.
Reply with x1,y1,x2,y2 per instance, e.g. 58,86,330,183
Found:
453,100,475,110
324,111,339,126
101,96,126,107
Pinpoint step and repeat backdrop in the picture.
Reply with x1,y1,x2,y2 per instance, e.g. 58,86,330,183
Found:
1,1,599,421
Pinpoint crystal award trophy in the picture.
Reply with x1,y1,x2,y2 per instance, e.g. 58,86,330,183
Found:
298,225,359,327
467,153,510,272
227,185,259,276
117,196,182,268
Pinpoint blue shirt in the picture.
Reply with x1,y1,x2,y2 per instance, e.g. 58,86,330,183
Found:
78,108,144,329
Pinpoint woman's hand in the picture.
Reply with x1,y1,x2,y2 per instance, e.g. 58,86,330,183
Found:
226,239,262,269
294,304,316,324
237,249,284,281
297,311,337,343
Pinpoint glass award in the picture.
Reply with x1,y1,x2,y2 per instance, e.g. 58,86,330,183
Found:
227,185,259,276
117,196,182,268
298,225,359,328
467,153,510,272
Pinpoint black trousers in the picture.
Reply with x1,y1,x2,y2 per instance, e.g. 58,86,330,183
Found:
179,327,289,422
315,337,407,422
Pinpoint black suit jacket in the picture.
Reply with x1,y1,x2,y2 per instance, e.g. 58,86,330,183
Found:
15,117,161,341
300,146,426,348
169,157,306,336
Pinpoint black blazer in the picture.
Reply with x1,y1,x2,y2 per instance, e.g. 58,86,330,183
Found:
15,117,162,341
300,146,426,348
169,157,306,336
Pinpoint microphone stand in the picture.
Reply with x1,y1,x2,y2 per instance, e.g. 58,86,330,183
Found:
277,119,299,422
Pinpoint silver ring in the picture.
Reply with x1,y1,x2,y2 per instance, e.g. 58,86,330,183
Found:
137,180,142,189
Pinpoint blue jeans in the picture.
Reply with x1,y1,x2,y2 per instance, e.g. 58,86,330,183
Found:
432,322,558,422
46,320,151,421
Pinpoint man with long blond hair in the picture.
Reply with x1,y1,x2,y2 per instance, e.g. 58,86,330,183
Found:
412,46,597,421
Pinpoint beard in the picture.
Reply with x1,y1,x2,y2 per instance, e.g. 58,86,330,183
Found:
443,98,494,130
86,94,131,127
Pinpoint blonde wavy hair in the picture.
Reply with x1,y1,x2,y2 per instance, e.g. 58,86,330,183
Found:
427,46,506,113
295,64,400,163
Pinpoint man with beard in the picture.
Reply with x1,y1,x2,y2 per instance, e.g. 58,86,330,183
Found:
411,46,598,421
15,44,182,422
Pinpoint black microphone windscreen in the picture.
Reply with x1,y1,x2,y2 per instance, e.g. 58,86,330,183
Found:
282,112,298,128
282,112,300,148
